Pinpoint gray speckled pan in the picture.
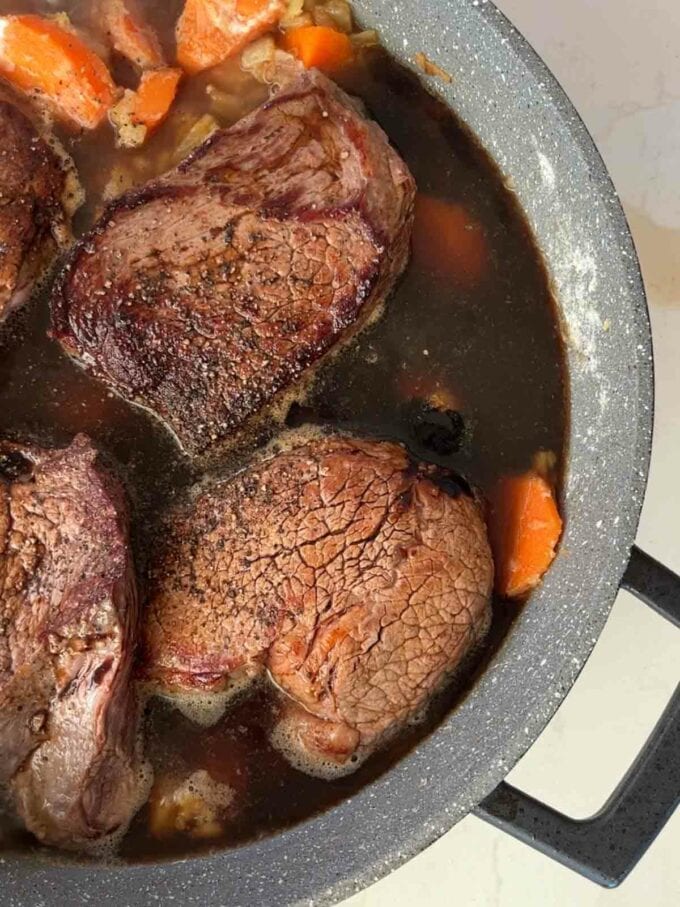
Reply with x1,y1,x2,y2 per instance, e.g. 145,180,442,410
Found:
4,1,679,904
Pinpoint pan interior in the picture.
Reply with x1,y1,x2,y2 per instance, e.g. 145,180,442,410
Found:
0,1,651,905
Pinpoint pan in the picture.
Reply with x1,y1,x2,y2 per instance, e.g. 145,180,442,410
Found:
2,0,679,904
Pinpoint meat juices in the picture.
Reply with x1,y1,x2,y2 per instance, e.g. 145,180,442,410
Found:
142,434,493,771
51,69,416,454
0,90,73,322
0,436,144,848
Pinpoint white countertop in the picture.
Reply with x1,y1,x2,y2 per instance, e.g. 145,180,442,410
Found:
342,1,680,904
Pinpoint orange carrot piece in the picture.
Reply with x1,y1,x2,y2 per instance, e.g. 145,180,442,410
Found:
489,470,563,599
412,194,488,286
176,0,286,74
175,0,223,75
110,67,181,146
236,0,273,15
102,0,164,69
282,25,353,70
0,15,116,129
130,68,182,130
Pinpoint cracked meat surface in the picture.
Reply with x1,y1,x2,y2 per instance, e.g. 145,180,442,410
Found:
50,69,415,454
0,91,71,322
0,435,142,848
142,434,493,764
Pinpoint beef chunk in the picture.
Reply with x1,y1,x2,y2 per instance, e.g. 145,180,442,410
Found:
51,70,416,454
0,89,73,322
142,434,493,769
0,435,143,848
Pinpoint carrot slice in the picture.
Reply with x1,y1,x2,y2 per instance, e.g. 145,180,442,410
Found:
176,0,286,74
0,15,116,129
282,25,353,70
236,0,274,15
175,0,223,75
412,194,488,286
489,470,563,599
130,68,181,130
101,0,164,69
110,67,182,146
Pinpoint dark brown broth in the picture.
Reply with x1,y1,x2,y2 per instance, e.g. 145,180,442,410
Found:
0,2,566,861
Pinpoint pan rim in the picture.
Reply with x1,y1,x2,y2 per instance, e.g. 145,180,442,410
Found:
0,1,653,905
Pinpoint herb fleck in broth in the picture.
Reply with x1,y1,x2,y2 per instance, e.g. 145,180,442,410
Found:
0,2,566,859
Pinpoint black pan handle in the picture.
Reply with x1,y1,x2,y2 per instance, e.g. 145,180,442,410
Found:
473,545,680,887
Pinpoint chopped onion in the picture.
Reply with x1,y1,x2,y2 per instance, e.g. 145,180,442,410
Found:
311,7,336,28
206,85,245,122
49,11,73,31
172,114,219,165
243,48,301,86
280,11,314,29
102,164,135,201
241,35,276,71
532,449,558,478
350,29,379,48
241,36,303,86
320,0,352,33
284,0,304,19
207,57,255,93
109,93,147,149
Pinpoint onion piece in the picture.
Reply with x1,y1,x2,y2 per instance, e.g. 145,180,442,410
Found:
350,29,379,48
102,163,136,201
280,11,314,29
109,92,147,149
206,85,245,122
172,113,219,165
241,35,276,72
311,7,336,28
283,0,304,19
319,0,352,33
243,47,301,86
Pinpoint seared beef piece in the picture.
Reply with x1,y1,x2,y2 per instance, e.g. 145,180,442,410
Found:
0,90,73,322
142,434,493,768
51,69,416,454
0,435,143,848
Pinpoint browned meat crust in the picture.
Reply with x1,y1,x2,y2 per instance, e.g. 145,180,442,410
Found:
0,90,72,321
0,435,143,848
51,70,415,454
142,434,493,767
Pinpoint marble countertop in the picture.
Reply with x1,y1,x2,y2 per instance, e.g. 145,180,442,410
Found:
342,1,680,904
